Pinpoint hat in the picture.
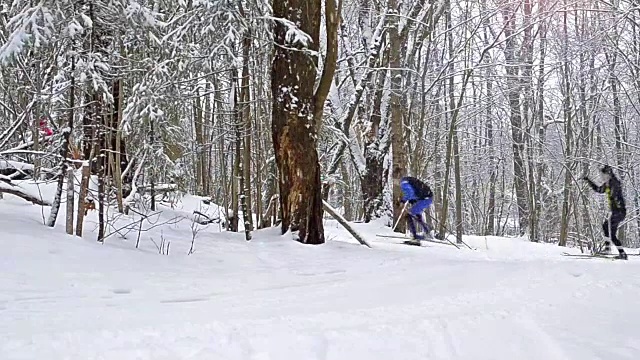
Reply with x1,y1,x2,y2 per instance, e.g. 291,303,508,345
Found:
600,165,613,174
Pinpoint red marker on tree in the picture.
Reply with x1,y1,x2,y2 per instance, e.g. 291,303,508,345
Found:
39,116,52,136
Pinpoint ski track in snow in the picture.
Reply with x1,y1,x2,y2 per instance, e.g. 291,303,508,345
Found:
1,194,640,359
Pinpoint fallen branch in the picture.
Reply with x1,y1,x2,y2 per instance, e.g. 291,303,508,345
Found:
0,180,51,206
2,135,54,152
193,210,221,225
322,200,371,248
135,183,177,194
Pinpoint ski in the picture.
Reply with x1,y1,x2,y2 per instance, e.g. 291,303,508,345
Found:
377,234,417,240
403,240,424,246
561,252,622,260
376,234,459,248
375,234,424,246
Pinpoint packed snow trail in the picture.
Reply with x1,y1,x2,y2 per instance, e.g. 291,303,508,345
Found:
1,195,639,359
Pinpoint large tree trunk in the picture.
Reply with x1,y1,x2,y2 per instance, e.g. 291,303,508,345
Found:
271,0,328,244
389,0,407,234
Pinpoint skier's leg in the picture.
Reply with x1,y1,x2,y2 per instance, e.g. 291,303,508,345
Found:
610,210,627,259
405,209,420,240
600,219,611,253
409,199,431,239
417,216,433,239
417,201,434,238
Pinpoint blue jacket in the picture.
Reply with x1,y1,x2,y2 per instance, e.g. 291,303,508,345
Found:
400,176,433,202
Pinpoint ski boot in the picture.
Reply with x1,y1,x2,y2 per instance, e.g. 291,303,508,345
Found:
615,251,628,260
405,234,423,246
615,247,627,260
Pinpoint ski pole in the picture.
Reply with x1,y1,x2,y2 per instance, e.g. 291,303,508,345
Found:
392,201,409,232
619,207,640,228
427,213,474,250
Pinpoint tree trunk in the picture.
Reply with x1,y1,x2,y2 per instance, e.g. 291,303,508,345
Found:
453,127,463,242
271,0,326,244
240,24,254,231
112,79,124,213
66,168,75,235
149,116,156,212
47,55,75,228
239,157,252,240
230,74,240,232
76,142,94,238
254,97,264,228
320,12,385,201
389,0,407,234
534,0,548,241
608,52,625,244
450,3,464,243
97,95,106,242
484,53,496,235
522,0,537,242
361,68,387,222
558,3,572,247
576,8,594,243
194,89,205,195
502,4,529,235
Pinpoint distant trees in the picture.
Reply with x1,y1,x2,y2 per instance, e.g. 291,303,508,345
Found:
0,0,639,249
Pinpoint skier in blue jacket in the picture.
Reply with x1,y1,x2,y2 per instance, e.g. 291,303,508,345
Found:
399,176,434,241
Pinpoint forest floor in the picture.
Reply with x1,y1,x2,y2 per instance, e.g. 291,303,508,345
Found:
1,180,639,359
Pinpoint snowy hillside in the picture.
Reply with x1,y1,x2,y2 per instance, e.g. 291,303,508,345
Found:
1,188,639,360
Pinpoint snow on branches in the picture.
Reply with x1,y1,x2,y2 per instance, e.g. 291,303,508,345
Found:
0,4,55,65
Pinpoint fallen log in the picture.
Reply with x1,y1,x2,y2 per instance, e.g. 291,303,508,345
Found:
322,200,371,248
0,180,51,206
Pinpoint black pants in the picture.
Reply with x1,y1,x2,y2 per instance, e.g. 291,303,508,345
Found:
602,209,626,249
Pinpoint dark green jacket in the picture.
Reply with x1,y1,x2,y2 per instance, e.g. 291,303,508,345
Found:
585,175,626,212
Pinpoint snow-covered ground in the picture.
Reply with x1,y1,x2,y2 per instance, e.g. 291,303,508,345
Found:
1,183,639,359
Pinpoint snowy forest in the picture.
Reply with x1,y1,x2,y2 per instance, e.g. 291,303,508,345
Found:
0,0,638,249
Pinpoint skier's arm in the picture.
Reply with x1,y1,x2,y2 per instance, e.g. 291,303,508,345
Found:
583,177,605,193
400,181,416,203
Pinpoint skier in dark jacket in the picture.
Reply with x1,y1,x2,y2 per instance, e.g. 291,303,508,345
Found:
399,176,434,241
583,165,628,259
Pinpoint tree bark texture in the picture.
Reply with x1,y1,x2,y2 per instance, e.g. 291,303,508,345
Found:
389,1,407,234
271,0,325,244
